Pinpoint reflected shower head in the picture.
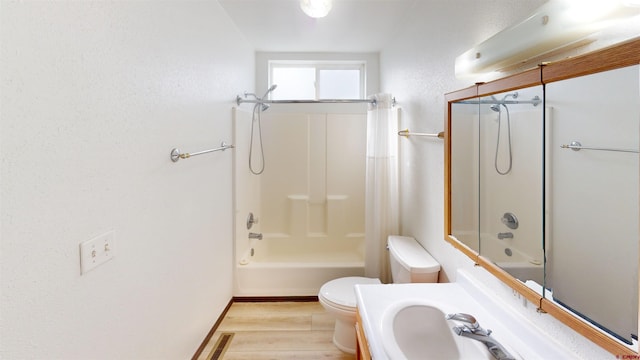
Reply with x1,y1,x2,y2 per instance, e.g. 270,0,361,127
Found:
490,104,501,112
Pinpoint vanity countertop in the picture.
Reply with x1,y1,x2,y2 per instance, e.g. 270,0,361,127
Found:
355,269,579,360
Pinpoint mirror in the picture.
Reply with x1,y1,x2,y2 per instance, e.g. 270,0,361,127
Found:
446,38,640,356
449,86,545,285
449,100,480,253
478,87,544,286
545,64,639,347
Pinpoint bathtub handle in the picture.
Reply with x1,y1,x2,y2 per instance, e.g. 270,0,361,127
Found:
501,212,519,230
247,212,259,230
249,232,263,240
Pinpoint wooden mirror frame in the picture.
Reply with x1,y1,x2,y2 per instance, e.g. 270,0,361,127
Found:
444,37,640,356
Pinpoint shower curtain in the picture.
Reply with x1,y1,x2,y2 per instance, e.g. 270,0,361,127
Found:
364,93,399,283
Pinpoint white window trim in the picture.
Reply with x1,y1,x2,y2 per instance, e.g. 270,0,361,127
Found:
268,60,366,100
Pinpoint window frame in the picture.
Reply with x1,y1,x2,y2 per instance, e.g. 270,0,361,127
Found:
268,60,366,100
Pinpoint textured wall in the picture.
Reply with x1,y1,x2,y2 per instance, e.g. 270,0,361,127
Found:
380,0,612,358
0,1,253,359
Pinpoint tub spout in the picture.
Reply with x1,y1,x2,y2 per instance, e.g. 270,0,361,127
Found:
249,232,263,240
497,232,513,240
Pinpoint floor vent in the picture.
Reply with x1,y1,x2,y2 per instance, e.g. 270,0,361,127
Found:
206,332,234,360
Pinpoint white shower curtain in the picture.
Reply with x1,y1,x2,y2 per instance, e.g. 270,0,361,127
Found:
364,93,399,283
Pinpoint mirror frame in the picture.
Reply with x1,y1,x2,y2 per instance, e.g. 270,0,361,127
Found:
445,36,640,356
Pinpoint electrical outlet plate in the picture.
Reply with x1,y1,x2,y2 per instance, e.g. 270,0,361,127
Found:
80,230,115,274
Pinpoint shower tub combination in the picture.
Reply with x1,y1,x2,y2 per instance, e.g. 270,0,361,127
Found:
236,235,365,296
233,107,368,296
480,233,544,286
452,231,544,286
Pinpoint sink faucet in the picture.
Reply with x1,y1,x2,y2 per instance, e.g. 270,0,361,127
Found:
446,313,516,360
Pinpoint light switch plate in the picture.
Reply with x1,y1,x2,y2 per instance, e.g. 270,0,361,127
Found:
80,230,115,274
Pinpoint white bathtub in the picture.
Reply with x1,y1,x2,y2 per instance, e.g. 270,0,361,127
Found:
234,236,365,296
481,234,544,285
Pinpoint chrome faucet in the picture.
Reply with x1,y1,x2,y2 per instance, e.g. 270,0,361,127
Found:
446,313,483,332
446,313,516,360
248,232,263,240
497,232,513,240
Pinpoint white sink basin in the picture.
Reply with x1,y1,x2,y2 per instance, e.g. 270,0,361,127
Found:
381,299,493,360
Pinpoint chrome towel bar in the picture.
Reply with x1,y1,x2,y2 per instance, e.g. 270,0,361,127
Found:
170,141,234,162
398,129,444,139
560,141,638,154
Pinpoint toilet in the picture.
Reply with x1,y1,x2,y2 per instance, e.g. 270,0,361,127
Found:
318,235,441,354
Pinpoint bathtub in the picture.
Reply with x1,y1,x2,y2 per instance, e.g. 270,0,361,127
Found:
480,234,544,285
234,235,365,296
232,108,368,297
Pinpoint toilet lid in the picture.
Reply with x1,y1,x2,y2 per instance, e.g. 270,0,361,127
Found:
319,277,381,308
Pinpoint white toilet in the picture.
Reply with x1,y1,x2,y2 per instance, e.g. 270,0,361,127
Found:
318,235,441,354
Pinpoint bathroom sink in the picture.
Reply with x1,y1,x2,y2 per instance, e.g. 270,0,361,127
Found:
381,300,493,360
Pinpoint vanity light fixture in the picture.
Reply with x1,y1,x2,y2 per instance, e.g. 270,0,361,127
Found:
300,0,333,18
455,0,640,79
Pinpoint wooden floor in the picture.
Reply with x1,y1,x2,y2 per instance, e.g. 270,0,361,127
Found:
196,301,356,360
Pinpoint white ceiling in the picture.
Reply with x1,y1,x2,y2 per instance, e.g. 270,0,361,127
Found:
218,0,418,52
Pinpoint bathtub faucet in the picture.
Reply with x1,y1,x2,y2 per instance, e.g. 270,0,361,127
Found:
248,232,263,240
497,232,513,240
446,313,516,360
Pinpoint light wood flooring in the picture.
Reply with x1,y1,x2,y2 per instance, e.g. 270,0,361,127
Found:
196,301,356,360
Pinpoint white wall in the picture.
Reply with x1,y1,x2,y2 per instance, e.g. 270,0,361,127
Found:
379,0,612,358
379,0,546,282
0,2,254,359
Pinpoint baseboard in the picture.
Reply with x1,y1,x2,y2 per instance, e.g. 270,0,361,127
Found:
233,295,319,302
191,298,234,360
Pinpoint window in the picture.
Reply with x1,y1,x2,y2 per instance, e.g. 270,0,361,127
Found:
269,61,365,100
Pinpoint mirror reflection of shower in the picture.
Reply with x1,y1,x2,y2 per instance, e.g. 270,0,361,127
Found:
491,92,517,175
243,85,278,175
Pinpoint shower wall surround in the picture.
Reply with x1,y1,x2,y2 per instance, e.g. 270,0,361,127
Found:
260,112,366,242
233,108,367,295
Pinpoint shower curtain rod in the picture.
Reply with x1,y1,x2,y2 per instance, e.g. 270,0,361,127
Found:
236,96,397,106
457,97,541,106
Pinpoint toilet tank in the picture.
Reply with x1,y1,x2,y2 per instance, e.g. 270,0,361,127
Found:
388,235,441,283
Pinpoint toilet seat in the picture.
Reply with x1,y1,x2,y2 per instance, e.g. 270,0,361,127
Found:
318,276,380,311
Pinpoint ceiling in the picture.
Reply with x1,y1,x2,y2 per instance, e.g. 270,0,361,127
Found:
218,0,418,52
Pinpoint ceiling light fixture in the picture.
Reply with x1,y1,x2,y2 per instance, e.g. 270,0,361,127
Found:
300,0,333,18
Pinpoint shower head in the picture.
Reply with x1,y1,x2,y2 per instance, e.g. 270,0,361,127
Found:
262,84,278,99
261,103,270,112
490,95,501,112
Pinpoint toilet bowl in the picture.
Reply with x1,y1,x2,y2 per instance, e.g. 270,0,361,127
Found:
318,276,381,353
318,235,441,354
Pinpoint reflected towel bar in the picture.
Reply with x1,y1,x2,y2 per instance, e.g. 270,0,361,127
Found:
170,141,234,162
560,141,638,154
398,129,444,139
